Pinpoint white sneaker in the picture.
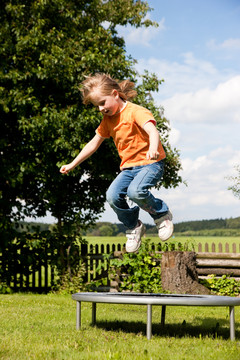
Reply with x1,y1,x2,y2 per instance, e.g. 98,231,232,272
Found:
125,220,146,253
154,211,173,241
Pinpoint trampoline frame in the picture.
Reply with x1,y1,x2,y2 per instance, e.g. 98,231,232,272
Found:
72,292,240,340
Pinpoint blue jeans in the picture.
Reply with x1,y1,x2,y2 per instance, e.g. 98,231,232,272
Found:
106,160,169,229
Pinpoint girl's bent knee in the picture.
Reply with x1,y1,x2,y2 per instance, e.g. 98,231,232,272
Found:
106,189,114,205
106,188,121,206
127,187,142,202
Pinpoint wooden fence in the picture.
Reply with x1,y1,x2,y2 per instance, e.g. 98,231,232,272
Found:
0,244,56,293
84,242,240,284
1,241,240,292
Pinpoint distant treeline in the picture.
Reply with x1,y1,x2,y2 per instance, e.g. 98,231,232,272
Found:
174,217,240,232
15,217,240,237
13,222,53,233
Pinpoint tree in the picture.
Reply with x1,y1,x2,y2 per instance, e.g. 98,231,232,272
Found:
0,0,182,246
228,165,240,200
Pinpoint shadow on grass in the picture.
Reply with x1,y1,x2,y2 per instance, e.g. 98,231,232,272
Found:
94,318,240,340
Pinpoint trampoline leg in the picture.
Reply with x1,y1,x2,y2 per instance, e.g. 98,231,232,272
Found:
229,306,235,341
161,305,166,327
147,304,152,340
92,302,96,326
76,301,81,330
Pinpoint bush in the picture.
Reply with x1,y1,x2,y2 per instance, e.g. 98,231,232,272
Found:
0,281,12,294
52,263,87,294
109,239,163,293
200,274,240,297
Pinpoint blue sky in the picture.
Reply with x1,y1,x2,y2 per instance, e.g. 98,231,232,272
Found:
32,0,240,225
99,0,240,224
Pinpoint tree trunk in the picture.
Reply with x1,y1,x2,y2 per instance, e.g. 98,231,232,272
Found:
161,251,210,295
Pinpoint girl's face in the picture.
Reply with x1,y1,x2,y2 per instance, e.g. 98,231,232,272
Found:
91,89,124,116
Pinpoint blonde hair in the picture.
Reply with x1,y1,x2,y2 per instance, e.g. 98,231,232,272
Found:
80,73,137,104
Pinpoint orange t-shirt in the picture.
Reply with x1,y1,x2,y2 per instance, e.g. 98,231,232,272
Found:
96,101,166,170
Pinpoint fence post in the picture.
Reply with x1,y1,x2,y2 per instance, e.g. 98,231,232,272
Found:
233,243,236,253
25,247,30,290
32,260,36,290
95,244,99,281
81,243,88,283
19,245,23,289
44,253,48,292
218,243,223,253
50,248,55,288
38,258,42,290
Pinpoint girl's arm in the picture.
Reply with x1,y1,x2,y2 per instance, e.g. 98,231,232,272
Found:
60,134,105,174
143,121,160,160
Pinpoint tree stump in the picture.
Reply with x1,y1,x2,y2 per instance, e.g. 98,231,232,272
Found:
161,251,210,295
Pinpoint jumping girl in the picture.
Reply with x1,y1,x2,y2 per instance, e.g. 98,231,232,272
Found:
60,73,173,252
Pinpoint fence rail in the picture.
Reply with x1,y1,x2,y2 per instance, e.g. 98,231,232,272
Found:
196,252,240,279
1,241,240,292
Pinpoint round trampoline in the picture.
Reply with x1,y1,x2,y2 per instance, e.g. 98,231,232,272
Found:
72,292,240,340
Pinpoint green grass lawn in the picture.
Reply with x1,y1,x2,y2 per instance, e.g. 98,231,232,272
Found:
1,293,240,360
84,235,240,252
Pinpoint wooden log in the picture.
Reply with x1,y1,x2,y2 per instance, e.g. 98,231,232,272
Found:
197,268,240,276
197,259,240,268
196,252,240,259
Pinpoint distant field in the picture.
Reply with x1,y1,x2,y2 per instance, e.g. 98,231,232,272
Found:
83,235,240,252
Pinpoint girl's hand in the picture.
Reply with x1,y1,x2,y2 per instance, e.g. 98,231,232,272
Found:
60,164,74,174
146,149,160,160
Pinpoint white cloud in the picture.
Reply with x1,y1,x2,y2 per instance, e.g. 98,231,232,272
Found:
135,53,224,100
208,38,240,51
153,146,240,222
182,52,217,74
168,127,180,146
116,17,165,47
162,76,240,124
